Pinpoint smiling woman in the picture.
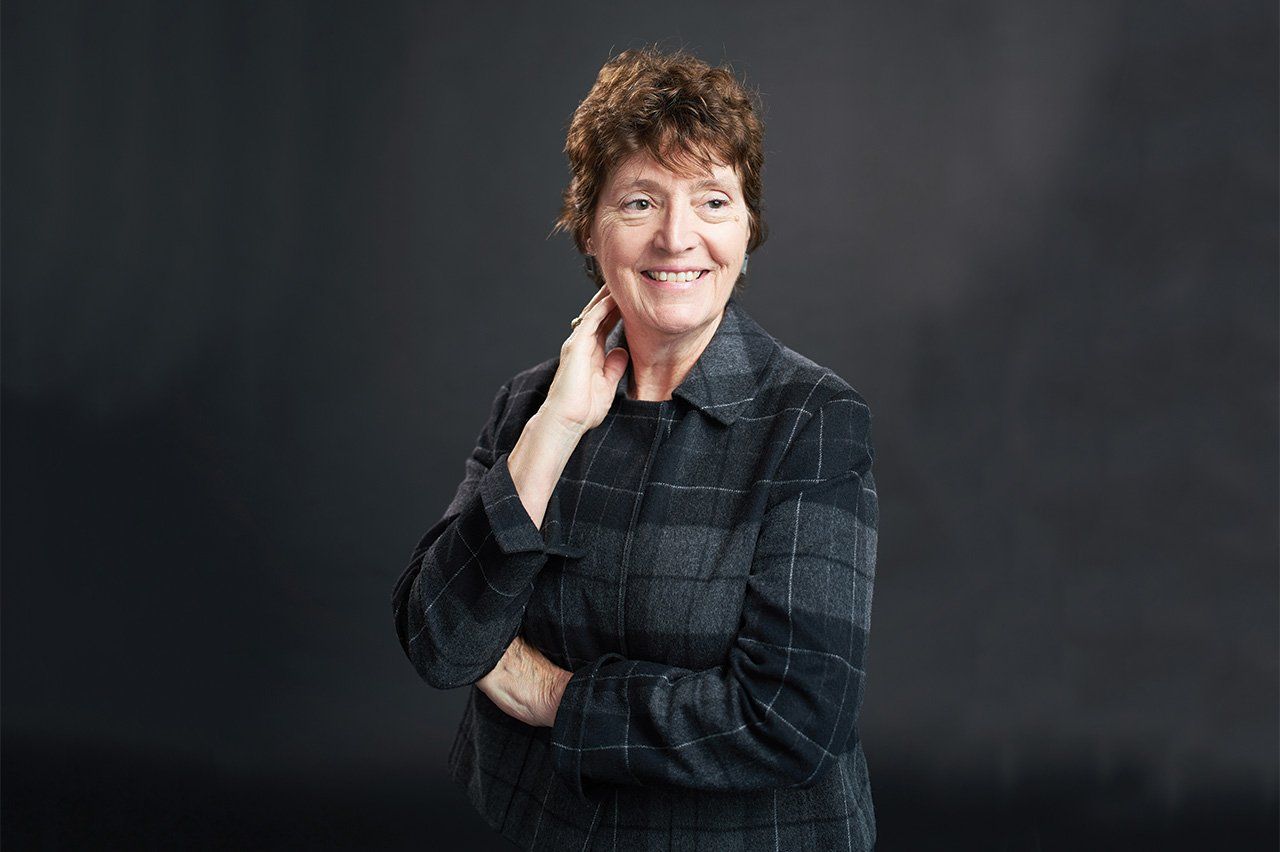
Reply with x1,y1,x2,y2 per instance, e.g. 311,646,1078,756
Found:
392,44,879,851
582,150,751,400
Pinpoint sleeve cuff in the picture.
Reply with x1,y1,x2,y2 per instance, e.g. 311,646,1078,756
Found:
550,651,627,803
478,451,549,556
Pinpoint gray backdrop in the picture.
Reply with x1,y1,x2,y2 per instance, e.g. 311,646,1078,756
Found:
3,1,1276,848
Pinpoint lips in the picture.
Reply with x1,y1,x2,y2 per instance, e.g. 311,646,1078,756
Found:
641,270,709,282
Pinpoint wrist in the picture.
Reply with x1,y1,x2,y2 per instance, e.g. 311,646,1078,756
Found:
532,406,589,445
545,667,573,728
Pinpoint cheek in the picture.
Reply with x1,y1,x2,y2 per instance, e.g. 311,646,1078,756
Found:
592,218,627,256
718,212,748,242
712,220,749,261
596,225,647,265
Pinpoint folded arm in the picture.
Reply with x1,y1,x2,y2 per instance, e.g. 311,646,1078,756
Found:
391,381,560,689
549,394,879,801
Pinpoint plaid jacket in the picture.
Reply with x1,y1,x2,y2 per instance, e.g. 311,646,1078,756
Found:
392,296,879,850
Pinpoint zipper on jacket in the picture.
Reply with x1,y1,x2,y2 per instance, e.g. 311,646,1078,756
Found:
615,400,669,657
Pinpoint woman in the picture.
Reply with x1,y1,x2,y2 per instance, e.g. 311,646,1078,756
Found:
392,45,878,850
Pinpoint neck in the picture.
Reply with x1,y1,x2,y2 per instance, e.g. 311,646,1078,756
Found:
622,308,726,402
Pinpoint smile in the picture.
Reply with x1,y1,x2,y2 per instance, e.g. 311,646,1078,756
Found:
642,269,710,283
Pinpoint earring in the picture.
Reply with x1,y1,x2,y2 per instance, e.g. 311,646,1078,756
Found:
742,253,750,274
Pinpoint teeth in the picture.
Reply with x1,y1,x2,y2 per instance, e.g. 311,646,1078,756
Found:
645,270,706,283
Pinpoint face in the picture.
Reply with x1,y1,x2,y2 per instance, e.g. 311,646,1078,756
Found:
587,150,751,340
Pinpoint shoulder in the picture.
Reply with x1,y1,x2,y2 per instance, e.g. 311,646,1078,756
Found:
772,344,871,412
726,299,873,435
481,355,560,451
749,343,876,484
753,337,873,440
504,355,560,413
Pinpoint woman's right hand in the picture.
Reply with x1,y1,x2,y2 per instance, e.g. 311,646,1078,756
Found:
540,284,629,437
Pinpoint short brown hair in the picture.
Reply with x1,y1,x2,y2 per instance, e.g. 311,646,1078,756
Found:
551,45,768,287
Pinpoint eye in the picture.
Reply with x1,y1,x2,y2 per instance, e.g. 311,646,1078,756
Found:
706,198,729,211
623,198,652,211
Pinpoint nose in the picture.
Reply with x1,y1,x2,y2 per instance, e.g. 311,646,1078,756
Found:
653,202,698,254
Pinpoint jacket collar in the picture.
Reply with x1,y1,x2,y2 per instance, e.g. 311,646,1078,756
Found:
606,295,780,427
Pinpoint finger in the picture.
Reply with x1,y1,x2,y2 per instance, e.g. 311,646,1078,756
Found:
578,282,611,316
593,299,622,346
570,291,617,338
603,345,629,385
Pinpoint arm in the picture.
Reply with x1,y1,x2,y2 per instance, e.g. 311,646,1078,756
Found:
549,394,878,802
390,380,581,690
392,286,626,691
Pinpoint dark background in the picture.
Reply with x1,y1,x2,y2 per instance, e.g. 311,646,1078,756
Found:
3,1,1276,849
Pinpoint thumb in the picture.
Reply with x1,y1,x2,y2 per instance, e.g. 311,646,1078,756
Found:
603,347,629,387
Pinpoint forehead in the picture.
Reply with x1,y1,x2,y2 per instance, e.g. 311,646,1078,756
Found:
606,150,741,192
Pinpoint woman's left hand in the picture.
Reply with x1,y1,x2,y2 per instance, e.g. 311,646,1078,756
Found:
476,634,573,728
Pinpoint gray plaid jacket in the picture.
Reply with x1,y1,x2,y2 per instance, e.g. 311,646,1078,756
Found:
392,296,878,850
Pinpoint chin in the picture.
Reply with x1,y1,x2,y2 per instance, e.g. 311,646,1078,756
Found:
641,299,720,334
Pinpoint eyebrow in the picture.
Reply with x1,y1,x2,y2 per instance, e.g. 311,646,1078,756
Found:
621,177,736,193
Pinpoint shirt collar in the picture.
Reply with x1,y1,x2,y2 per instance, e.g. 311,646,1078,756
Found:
606,295,780,427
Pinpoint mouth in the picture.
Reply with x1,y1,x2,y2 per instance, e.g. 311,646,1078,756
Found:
641,269,711,285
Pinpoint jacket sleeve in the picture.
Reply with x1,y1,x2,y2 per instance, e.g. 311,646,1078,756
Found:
549,394,878,801
391,379,555,689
